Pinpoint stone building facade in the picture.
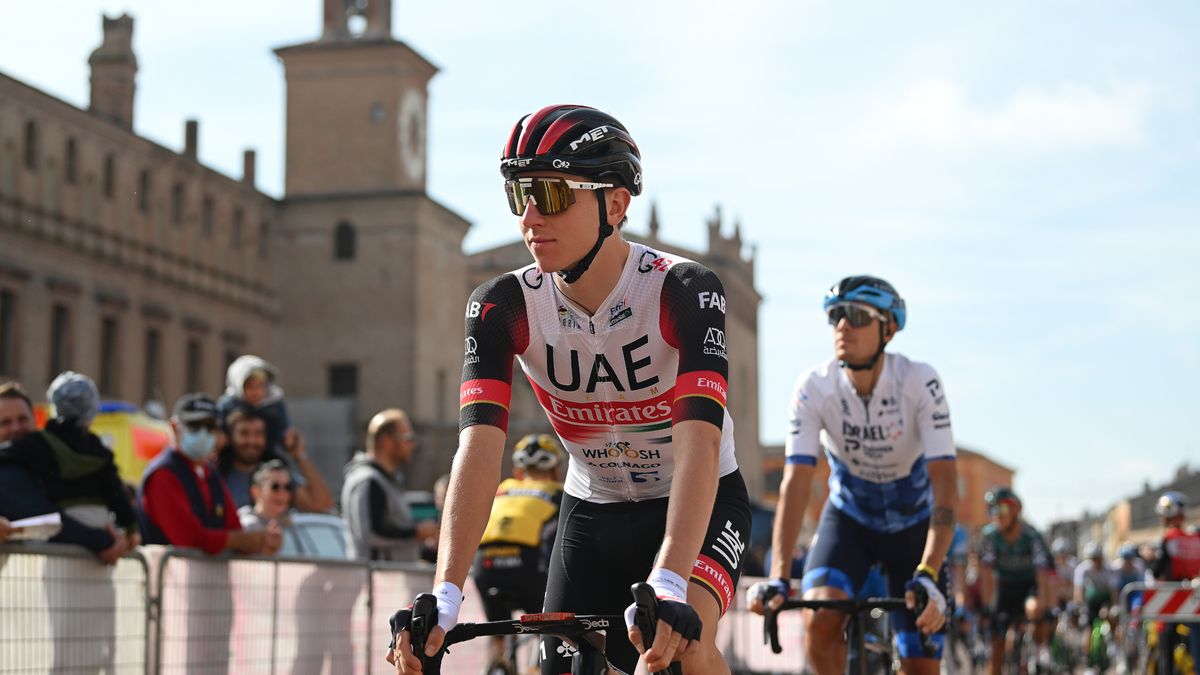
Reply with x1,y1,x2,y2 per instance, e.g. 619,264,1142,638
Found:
0,0,765,496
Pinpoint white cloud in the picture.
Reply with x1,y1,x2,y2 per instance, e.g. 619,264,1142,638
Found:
864,78,1154,152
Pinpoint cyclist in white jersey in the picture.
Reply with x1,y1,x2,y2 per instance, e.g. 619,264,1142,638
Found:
750,276,958,675
387,105,751,675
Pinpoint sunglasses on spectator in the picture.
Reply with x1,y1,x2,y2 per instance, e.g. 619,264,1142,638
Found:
504,177,614,216
827,302,889,329
184,420,218,433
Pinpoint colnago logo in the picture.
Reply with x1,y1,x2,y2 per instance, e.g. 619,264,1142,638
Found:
586,460,662,470
580,445,662,460
698,291,726,313
711,520,745,570
568,125,609,151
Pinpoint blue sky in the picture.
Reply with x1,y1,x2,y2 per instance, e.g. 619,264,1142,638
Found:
3,1,1197,526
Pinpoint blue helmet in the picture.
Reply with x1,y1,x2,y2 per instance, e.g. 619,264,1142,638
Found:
823,276,906,330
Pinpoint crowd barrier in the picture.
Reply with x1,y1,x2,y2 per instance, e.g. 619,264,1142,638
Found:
1,545,803,674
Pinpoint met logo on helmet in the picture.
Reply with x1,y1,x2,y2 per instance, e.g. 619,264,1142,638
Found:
568,125,610,151
502,158,532,168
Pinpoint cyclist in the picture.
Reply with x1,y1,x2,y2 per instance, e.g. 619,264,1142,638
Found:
1049,537,1076,611
978,486,1054,675
388,105,751,675
471,434,566,670
749,276,957,675
1074,542,1117,657
1148,491,1200,669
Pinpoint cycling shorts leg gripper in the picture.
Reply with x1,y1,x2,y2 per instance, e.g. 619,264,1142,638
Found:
689,470,752,616
896,630,945,659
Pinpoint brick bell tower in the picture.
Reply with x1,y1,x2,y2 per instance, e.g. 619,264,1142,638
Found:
273,0,471,490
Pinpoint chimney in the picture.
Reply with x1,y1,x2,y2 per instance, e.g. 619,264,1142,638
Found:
88,14,138,129
322,0,349,40
242,149,256,187
184,120,198,159
364,0,393,39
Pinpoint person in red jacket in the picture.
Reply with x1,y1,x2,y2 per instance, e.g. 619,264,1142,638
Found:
137,393,279,555
1149,491,1200,670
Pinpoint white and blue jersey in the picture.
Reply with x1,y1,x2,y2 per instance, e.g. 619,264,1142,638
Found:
785,353,956,533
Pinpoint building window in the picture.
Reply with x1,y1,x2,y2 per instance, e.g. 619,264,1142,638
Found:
231,207,243,248
23,120,38,170
334,221,356,260
171,182,185,225
99,316,119,397
258,221,270,259
224,349,238,374
49,303,71,379
328,363,358,398
103,153,115,199
138,169,150,213
0,290,15,377
64,137,78,185
185,337,203,393
143,327,161,404
201,195,214,237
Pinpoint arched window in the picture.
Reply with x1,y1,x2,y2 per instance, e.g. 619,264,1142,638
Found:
334,221,356,260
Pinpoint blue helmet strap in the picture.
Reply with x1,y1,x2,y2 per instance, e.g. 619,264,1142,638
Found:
842,321,888,371
556,188,615,285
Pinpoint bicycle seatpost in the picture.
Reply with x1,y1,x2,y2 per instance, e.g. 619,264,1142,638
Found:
630,582,684,675
410,593,445,674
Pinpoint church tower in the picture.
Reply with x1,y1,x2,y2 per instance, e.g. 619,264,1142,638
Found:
273,0,471,488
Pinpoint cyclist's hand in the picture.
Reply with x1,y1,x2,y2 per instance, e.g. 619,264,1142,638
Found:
747,578,790,615
624,568,701,671
384,582,463,672
905,572,947,633
626,599,701,671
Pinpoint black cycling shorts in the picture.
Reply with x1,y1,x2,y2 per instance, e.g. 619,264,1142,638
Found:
991,580,1037,637
471,544,548,622
539,470,751,675
801,502,946,660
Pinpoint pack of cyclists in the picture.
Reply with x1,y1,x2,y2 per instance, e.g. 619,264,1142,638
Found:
382,103,1198,675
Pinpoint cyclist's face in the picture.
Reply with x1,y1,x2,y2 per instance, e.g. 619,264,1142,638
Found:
517,172,618,274
832,306,887,362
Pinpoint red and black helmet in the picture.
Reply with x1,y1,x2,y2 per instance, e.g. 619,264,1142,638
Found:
500,105,643,195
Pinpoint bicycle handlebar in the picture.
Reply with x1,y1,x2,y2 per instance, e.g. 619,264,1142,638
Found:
405,583,682,674
763,596,916,655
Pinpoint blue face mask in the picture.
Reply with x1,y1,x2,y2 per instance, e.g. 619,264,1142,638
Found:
179,428,216,461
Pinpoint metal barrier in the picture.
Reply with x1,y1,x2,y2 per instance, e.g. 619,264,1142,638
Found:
0,542,150,674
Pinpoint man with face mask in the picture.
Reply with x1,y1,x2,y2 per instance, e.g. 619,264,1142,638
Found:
136,393,280,555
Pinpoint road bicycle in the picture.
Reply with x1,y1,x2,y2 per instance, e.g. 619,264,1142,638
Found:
404,583,683,675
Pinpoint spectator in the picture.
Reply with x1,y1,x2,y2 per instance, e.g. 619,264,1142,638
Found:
137,393,279,555
0,381,126,561
239,459,294,533
341,408,437,562
218,408,332,512
218,354,294,457
0,373,139,551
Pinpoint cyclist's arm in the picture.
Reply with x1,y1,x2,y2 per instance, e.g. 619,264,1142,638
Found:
912,364,957,576
655,419,720,579
979,532,996,609
771,371,821,580
441,273,530,588
1032,530,1055,610
920,457,958,576
1036,568,1053,611
434,424,506,589
770,463,814,580
656,262,731,581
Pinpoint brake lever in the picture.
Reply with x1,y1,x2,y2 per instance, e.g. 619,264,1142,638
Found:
410,593,445,674
630,582,683,675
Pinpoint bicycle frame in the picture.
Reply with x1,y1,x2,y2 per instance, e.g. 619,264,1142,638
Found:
764,596,910,675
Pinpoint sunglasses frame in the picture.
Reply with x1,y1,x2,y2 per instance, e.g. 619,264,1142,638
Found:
504,177,615,216
826,301,889,328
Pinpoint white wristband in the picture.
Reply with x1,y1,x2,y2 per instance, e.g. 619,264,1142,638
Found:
646,567,688,602
432,581,464,633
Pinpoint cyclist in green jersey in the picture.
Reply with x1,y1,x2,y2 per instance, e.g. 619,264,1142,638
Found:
978,487,1054,675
